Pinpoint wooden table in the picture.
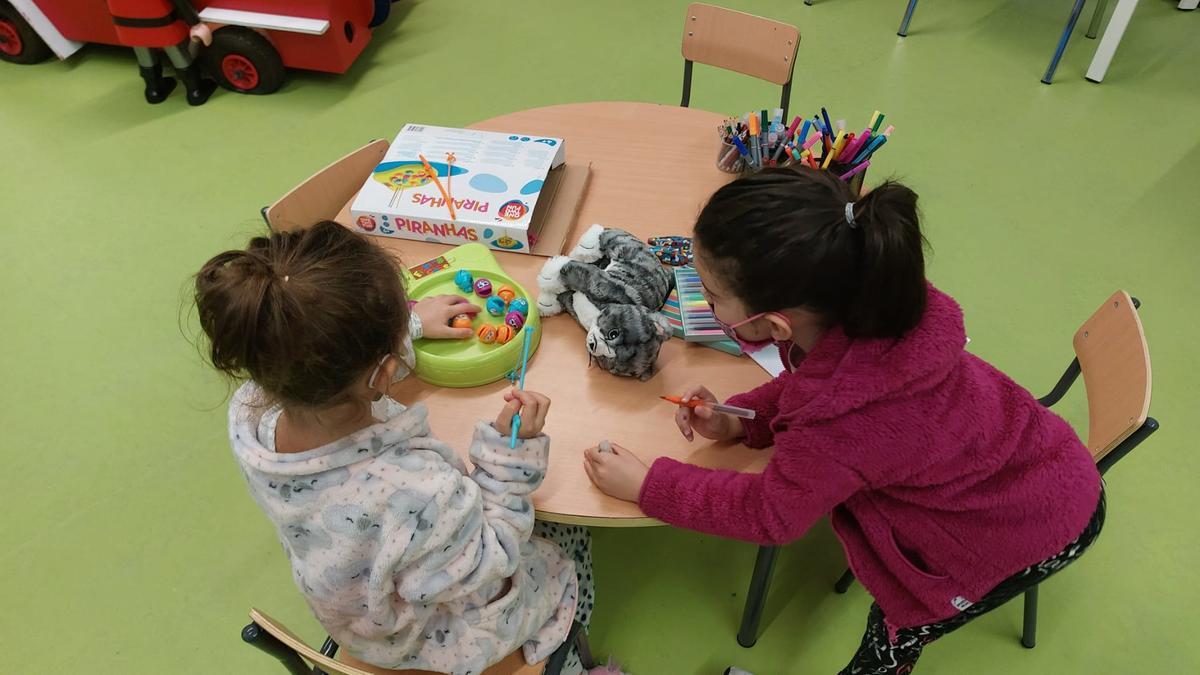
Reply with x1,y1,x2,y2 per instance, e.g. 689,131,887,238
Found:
383,102,773,526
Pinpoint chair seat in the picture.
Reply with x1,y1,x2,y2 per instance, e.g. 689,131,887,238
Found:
339,650,544,675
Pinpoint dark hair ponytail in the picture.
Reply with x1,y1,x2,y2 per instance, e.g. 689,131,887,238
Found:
194,221,410,407
693,166,927,339
846,181,925,337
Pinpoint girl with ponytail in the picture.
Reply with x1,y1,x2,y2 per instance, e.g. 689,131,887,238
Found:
584,167,1103,673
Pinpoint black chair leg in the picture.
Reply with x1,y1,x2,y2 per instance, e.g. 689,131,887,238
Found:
737,545,779,648
680,60,693,107
834,568,856,594
546,620,594,674
576,624,597,670
242,622,312,675
1022,586,1039,649
309,636,339,674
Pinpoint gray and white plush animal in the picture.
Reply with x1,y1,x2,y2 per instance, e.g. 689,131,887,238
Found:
537,224,674,380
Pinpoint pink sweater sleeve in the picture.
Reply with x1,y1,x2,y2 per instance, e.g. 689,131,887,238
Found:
726,376,786,449
639,430,864,546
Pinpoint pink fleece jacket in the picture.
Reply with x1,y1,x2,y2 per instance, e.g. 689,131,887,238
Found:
639,285,1101,628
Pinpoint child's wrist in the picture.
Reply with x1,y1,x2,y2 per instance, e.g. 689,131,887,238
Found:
728,415,747,439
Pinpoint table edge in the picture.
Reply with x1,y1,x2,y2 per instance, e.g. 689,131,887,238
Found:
534,510,664,528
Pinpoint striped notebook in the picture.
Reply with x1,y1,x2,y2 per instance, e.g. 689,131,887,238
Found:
660,267,742,356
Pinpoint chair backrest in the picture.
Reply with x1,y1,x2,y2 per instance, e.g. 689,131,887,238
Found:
248,609,542,675
681,3,799,85
1073,290,1152,462
263,140,390,232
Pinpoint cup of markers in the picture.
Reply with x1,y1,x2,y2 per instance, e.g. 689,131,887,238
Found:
717,107,894,193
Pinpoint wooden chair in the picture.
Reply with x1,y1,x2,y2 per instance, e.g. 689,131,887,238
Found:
261,139,390,233
241,608,592,675
829,290,1159,649
680,3,800,121
802,0,1113,84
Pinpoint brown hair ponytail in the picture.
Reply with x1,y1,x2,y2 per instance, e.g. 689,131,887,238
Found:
194,221,410,407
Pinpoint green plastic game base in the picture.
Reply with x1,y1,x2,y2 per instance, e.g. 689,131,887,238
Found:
403,243,540,388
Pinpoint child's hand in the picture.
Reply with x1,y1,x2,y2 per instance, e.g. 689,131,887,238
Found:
494,389,551,439
583,442,649,503
675,385,745,442
189,23,213,46
415,295,480,339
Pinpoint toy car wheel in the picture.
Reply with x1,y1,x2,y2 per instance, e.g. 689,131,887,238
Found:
204,27,284,94
369,0,391,27
0,3,52,64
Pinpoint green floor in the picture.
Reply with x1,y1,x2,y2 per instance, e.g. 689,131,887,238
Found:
2,1,1197,673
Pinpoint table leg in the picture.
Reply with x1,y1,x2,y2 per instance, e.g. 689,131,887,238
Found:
1086,0,1140,83
737,545,779,648
1087,0,1111,38
1042,0,1087,84
898,0,919,37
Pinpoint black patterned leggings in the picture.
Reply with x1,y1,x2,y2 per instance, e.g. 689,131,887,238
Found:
840,490,1106,675
533,521,594,675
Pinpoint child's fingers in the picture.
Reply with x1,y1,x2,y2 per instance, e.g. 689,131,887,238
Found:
681,384,715,403
495,398,522,433
675,406,694,441
528,392,551,431
446,327,474,339
693,405,715,420
511,390,543,433
511,389,538,411
444,298,479,313
584,446,610,468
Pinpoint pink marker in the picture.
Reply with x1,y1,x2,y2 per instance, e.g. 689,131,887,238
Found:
785,115,804,138
838,161,871,181
883,125,895,137
841,128,872,165
802,133,823,151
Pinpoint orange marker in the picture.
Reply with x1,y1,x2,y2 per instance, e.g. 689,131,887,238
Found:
418,154,457,221
660,396,756,419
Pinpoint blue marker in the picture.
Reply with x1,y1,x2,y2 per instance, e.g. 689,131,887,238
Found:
509,327,535,449
731,135,751,164
853,135,888,164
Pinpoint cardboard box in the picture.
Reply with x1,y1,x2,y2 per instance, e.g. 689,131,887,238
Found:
350,124,567,254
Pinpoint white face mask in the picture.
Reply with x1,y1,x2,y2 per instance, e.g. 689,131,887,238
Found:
366,355,403,422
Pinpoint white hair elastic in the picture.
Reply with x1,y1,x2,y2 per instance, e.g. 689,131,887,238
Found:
844,202,858,229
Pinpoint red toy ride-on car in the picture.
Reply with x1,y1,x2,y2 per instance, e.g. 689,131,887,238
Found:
1,0,397,95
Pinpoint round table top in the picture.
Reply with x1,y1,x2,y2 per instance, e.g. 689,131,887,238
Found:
387,101,772,526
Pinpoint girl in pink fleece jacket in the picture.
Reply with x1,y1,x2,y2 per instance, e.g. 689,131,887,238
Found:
584,167,1104,673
